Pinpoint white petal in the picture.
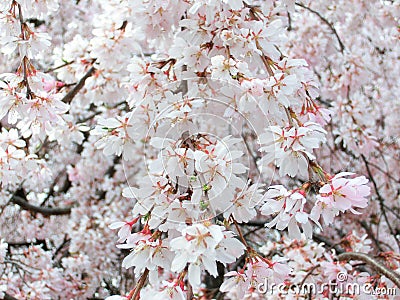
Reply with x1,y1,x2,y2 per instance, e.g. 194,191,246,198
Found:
188,263,201,288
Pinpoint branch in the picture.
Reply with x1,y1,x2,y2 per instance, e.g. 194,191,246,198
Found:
186,281,193,300
129,268,149,300
7,239,47,251
78,101,127,123
45,60,74,73
299,264,320,290
338,252,400,289
10,195,72,216
61,66,95,104
295,2,345,53
3,293,18,300
361,154,400,249
240,219,346,255
241,132,261,177
244,219,268,227
312,233,345,254
359,220,384,252
16,3,32,98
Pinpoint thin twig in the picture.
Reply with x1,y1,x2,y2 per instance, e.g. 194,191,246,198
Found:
312,233,345,254
61,66,95,104
361,154,400,250
299,264,320,289
233,219,250,249
187,281,193,300
338,252,400,289
295,2,345,53
359,220,384,252
45,60,74,73
17,3,32,98
241,132,261,176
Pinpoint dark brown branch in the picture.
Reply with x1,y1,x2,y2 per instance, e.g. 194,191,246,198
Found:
61,66,95,104
52,235,70,258
287,11,292,31
243,219,268,227
25,18,45,27
338,252,400,289
7,239,47,251
295,2,345,53
3,293,18,300
10,195,72,216
40,170,67,206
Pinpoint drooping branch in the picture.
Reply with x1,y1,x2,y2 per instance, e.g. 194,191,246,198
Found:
295,2,345,53
338,252,400,289
361,154,400,249
61,66,95,104
10,195,72,216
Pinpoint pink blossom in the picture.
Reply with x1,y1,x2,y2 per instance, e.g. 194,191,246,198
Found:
317,172,370,214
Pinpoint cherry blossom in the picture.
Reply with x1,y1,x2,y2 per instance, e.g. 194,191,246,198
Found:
311,172,371,225
261,185,313,239
170,223,245,288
